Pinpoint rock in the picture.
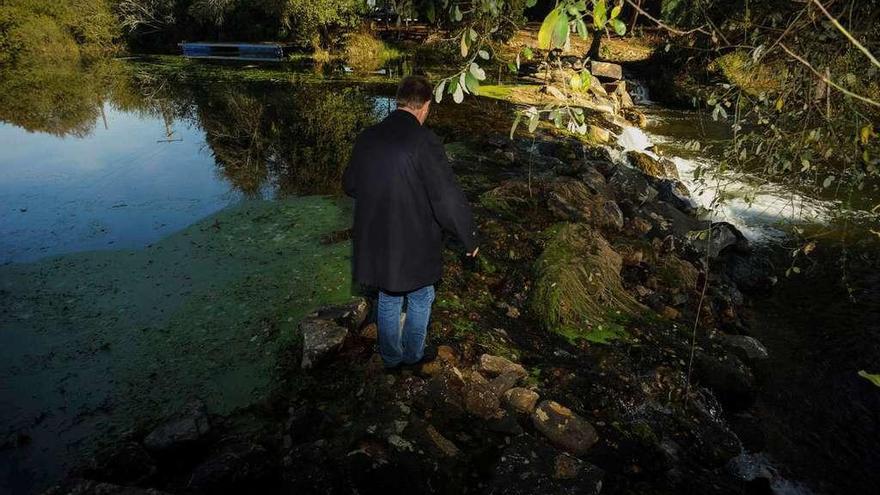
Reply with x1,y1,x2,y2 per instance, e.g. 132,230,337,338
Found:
690,222,750,258
503,387,539,414
578,165,607,194
657,179,697,214
417,367,466,419
531,401,599,455
486,410,524,435
622,108,648,127
660,306,680,320
627,151,679,179
601,200,625,230
489,371,523,396
694,350,756,411
143,400,210,454
360,322,377,340
425,424,460,457
188,442,277,494
486,434,604,495
722,252,776,292
605,81,635,108
608,164,658,203
462,371,504,419
587,125,610,143
721,334,769,362
479,354,527,378
74,442,157,485
590,61,623,80
436,345,458,364
43,480,172,495
314,297,369,331
300,318,348,369
553,453,583,480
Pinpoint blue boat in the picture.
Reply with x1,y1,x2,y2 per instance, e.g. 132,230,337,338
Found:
180,42,290,61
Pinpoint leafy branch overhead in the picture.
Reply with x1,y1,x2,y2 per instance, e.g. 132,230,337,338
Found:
435,0,627,139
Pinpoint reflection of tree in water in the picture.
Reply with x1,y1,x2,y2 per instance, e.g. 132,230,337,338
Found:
0,58,381,196
196,83,378,196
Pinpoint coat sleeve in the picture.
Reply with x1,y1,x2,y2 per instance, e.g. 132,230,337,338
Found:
342,135,360,198
416,131,478,252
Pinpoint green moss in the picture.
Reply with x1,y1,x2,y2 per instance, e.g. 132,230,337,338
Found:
711,50,787,96
531,223,646,335
477,84,515,100
0,197,354,436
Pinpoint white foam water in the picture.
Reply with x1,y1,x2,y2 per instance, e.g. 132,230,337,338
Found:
612,125,832,241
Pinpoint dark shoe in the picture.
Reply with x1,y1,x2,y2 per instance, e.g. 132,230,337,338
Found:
402,345,438,369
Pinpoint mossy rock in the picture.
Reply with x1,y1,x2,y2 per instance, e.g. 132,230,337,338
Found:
530,223,646,335
479,179,537,217
709,51,787,96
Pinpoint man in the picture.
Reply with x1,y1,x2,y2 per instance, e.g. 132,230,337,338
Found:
343,75,478,371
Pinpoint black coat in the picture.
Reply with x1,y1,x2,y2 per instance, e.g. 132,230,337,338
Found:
343,110,477,293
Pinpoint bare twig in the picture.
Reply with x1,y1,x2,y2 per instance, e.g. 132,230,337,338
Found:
622,0,712,36
779,43,880,108
811,0,880,71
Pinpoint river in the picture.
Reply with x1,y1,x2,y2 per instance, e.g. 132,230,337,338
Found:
1,56,878,494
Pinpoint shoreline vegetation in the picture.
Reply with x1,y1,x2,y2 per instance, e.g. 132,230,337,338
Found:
2,1,879,495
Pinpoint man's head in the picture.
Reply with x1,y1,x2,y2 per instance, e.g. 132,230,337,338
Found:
396,75,433,125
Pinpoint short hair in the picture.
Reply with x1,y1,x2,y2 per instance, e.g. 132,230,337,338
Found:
396,76,433,109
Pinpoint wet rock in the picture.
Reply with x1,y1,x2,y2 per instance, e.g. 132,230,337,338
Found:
578,165,607,194
690,222,750,258
721,334,769,362
479,354,527,378
658,179,697,214
722,252,776,292
694,351,756,411
486,434,604,495
314,297,369,332
627,151,679,179
608,164,659,203
490,371,523,396
503,387,540,414
300,318,348,369
188,441,277,494
43,480,172,495
587,125,611,143
601,200,625,230
462,370,504,419
143,400,210,454
425,424,460,457
590,61,623,80
531,401,599,455
486,410,524,435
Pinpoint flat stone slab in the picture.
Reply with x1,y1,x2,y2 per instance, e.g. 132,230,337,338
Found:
301,318,349,369
590,61,623,80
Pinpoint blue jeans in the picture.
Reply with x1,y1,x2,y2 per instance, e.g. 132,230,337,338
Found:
377,285,435,367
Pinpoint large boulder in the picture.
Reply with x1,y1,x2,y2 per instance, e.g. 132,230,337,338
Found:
503,387,540,414
462,371,504,419
627,151,680,179
694,351,756,411
187,441,277,494
143,400,210,454
532,401,599,455
689,222,750,258
300,318,349,369
721,334,769,362
722,252,776,292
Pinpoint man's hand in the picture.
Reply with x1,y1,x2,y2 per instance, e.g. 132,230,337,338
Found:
466,247,479,258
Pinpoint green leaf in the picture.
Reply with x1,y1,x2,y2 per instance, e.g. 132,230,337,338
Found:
469,27,478,42
581,71,592,90
593,0,607,29
823,175,835,188
478,49,490,60
453,83,464,103
576,18,588,39
552,11,571,49
569,74,583,91
522,46,533,60
611,18,626,35
526,0,538,7
460,34,469,57
528,112,540,132
434,80,446,103
858,370,880,388
610,4,621,20
453,5,462,22
538,8,560,50
465,71,481,93
469,62,486,81
510,113,522,139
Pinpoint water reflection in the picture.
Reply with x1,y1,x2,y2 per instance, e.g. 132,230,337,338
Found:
0,58,392,263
